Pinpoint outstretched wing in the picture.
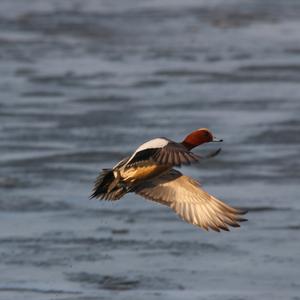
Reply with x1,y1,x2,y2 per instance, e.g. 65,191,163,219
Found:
125,138,201,168
134,169,247,232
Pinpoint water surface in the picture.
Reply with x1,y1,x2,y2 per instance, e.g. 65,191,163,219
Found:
1,0,300,299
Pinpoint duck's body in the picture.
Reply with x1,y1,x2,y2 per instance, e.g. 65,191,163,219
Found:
115,137,198,185
91,128,247,232
118,161,170,185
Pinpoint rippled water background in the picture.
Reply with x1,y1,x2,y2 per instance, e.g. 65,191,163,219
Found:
1,0,300,299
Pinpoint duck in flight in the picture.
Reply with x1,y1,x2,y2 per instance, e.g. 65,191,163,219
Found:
90,128,247,232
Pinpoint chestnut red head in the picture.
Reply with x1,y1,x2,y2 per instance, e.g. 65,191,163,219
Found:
181,128,222,150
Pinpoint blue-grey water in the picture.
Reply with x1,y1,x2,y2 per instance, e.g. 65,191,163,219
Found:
1,0,300,299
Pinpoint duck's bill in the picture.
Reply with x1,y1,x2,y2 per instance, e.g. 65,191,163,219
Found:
212,137,223,142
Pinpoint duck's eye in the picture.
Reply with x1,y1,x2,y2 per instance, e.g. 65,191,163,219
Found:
204,132,213,141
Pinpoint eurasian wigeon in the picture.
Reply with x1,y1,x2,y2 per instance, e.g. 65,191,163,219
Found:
91,128,247,232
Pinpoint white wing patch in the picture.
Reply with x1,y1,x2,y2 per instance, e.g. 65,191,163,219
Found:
125,138,170,165
136,138,170,151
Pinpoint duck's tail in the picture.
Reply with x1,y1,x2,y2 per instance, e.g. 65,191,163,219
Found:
90,169,127,201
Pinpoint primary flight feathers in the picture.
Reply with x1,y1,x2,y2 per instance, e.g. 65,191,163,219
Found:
90,128,247,232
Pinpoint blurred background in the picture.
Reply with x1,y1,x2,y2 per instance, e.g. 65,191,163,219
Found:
0,0,300,299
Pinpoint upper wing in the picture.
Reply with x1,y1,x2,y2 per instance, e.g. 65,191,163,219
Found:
151,142,200,165
134,169,247,232
125,138,200,168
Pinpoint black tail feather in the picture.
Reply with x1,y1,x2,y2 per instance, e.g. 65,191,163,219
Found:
90,169,127,201
90,169,115,199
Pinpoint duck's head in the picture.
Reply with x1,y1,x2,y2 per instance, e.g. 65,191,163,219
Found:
181,128,223,150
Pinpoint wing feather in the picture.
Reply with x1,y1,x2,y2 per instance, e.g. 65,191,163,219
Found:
125,139,201,168
135,169,247,231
